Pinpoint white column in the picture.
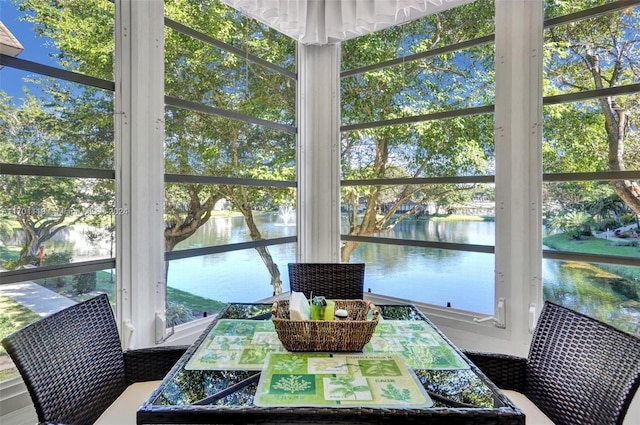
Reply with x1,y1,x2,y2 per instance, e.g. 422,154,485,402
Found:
494,0,544,353
296,44,342,262
114,0,165,348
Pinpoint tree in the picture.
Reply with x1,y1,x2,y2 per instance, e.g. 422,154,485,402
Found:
163,0,297,295
0,92,99,266
544,2,640,214
339,0,496,261
13,0,296,295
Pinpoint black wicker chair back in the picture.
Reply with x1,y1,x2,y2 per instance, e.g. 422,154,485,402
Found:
2,294,125,424
287,263,365,299
524,302,640,425
2,293,186,425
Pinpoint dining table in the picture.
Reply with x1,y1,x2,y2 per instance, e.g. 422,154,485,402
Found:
137,302,525,424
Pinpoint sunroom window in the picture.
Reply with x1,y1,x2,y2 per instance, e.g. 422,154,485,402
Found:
541,1,640,334
161,0,297,327
339,0,497,315
0,0,116,380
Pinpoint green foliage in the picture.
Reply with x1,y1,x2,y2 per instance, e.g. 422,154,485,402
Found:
166,301,196,326
41,251,73,266
17,0,115,79
547,211,596,239
620,213,637,225
72,272,96,294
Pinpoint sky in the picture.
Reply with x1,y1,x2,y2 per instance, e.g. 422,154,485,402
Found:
1,0,59,102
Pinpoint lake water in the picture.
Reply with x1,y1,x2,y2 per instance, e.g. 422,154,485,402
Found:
168,214,636,320
43,212,638,332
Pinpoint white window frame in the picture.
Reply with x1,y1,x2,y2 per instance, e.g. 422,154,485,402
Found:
114,0,166,348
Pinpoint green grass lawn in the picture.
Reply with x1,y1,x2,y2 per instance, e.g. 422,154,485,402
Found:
543,233,640,282
0,296,40,381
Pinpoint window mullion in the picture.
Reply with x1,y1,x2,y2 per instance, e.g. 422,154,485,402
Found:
114,0,165,348
493,0,544,349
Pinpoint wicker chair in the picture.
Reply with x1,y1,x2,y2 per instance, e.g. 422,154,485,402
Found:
464,301,640,425
1,293,187,425
287,262,365,299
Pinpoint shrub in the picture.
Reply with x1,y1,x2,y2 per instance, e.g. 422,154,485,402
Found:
598,219,619,231
42,251,73,266
72,272,96,294
620,213,636,225
167,301,195,326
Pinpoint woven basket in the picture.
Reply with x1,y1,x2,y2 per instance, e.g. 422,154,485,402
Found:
271,299,379,352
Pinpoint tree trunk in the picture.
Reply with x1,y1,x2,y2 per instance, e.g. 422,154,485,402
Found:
603,105,640,215
235,200,283,295
164,185,221,252
17,215,68,266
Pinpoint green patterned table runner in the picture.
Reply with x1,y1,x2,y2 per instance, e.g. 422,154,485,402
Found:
254,352,433,408
363,320,469,370
186,319,469,370
186,319,286,370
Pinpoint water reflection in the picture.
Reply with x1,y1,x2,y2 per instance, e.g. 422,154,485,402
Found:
36,213,638,332
543,260,639,335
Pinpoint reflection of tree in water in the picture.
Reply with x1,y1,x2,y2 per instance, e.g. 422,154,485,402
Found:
543,261,639,335
223,304,272,319
415,370,494,408
158,370,257,406
377,305,424,320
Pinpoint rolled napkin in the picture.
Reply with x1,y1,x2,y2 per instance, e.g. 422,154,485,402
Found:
334,308,349,320
289,291,310,320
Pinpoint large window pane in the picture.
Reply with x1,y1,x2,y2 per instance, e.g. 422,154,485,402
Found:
1,0,117,387
340,2,496,317
163,3,297,327
542,1,640,333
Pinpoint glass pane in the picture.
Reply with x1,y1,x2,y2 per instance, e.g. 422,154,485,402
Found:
168,198,296,250
164,0,296,72
0,178,115,270
341,0,495,71
341,183,495,240
165,30,295,124
0,268,116,380
543,181,639,255
341,46,494,124
543,5,640,97
342,116,495,179
543,97,639,174
0,72,115,169
165,244,296,323
345,243,495,315
165,107,296,175
543,259,639,335
6,0,115,81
